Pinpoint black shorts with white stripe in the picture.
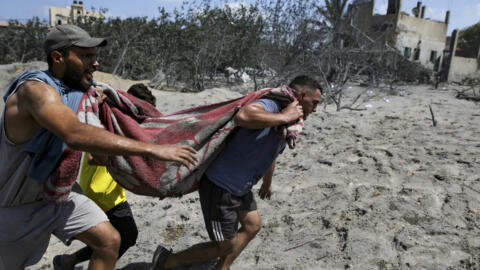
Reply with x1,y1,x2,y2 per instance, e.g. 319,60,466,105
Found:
199,175,257,242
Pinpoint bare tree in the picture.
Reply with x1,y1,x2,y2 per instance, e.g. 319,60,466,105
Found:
0,0,432,96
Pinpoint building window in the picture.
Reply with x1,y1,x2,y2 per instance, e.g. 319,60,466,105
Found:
430,50,437,62
404,47,412,58
413,48,421,60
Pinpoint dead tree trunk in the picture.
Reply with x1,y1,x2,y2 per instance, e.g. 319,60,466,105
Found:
112,41,130,76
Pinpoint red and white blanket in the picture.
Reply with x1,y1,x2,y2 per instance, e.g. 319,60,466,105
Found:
45,84,303,203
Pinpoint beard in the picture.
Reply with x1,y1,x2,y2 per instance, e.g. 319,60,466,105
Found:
302,107,309,120
62,60,91,91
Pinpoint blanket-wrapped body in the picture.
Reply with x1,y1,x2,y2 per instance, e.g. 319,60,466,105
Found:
102,93,242,198
55,84,302,201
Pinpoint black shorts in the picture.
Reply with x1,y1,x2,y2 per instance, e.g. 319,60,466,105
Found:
105,201,138,258
106,200,134,219
199,175,257,241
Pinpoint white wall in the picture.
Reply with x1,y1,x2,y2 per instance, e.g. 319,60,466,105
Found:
395,13,447,69
448,56,478,82
49,7,70,27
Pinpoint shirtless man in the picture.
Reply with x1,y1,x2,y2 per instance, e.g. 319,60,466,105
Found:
0,24,197,270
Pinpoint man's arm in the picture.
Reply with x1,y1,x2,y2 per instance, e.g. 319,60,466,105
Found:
234,100,303,129
17,81,197,166
259,159,276,200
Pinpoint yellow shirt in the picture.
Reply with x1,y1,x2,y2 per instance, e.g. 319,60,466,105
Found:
79,154,126,212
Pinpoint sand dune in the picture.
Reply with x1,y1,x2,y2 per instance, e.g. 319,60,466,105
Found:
2,63,479,269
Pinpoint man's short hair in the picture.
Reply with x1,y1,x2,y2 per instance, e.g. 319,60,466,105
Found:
46,47,70,69
127,83,156,106
289,75,322,94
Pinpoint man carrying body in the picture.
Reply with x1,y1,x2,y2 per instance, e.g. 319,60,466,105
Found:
150,75,322,270
0,24,197,270
53,84,158,269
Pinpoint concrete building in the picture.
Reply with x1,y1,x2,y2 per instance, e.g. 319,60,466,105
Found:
349,0,479,81
49,0,105,27
444,30,480,82
349,0,448,72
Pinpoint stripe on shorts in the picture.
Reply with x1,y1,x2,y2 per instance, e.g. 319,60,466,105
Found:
214,186,224,241
212,220,224,241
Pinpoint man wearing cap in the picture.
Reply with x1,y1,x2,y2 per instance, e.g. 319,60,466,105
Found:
0,24,198,270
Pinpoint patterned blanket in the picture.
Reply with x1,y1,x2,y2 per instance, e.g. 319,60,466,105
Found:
45,84,303,203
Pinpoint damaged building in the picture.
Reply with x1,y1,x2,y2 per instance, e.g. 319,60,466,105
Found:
49,1,104,27
444,29,480,82
349,0,479,82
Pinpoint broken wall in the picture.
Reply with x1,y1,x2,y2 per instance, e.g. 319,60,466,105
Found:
395,13,447,70
49,7,71,27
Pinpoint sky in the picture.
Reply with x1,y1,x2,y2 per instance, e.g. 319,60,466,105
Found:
0,0,478,34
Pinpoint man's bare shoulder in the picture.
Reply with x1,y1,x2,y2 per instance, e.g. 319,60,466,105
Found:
3,80,57,143
15,80,60,106
5,79,79,144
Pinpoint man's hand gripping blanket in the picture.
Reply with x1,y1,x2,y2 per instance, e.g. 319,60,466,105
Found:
46,84,303,203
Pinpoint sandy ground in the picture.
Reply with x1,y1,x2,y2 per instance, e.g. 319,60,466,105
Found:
2,62,480,269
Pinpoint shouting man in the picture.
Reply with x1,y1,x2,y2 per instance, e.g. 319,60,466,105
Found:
0,25,197,270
